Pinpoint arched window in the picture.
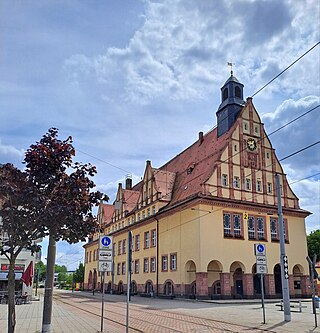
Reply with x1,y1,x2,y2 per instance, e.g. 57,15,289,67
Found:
235,86,241,98
222,88,228,101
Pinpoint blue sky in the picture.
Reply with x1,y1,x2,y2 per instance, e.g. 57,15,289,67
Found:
1,0,319,270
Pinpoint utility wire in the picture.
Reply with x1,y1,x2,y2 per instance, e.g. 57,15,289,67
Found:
251,41,320,97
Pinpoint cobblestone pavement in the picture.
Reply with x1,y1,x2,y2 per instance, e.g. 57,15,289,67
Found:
0,289,319,332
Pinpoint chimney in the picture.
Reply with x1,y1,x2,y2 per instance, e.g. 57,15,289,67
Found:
125,177,132,190
198,131,204,145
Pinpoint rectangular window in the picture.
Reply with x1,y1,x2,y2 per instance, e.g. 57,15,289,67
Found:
143,258,149,273
147,208,151,217
134,260,139,274
135,234,140,251
170,253,177,271
132,215,135,223
118,241,122,255
267,182,272,193
270,218,288,241
89,251,92,262
151,229,156,247
122,239,126,254
144,231,150,248
117,263,121,275
142,211,146,219
152,206,156,215
223,212,243,239
234,144,237,152
248,216,256,239
257,217,265,240
222,174,228,187
234,176,240,188
161,255,168,271
138,213,141,221
122,262,126,275
246,178,251,190
150,257,156,272
257,180,262,192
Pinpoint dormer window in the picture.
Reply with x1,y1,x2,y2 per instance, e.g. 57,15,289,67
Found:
222,87,228,101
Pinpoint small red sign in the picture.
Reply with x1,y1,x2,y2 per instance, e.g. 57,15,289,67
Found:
1,264,25,272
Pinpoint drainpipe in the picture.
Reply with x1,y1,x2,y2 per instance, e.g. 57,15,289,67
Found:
154,216,159,297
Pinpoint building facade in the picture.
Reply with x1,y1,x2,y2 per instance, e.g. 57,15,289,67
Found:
84,74,311,299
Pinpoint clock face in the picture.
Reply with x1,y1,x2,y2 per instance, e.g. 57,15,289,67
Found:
247,138,257,151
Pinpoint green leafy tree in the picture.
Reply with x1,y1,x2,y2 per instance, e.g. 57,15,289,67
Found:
0,164,44,333
74,262,85,289
35,261,47,282
24,128,107,331
307,229,320,260
55,264,67,273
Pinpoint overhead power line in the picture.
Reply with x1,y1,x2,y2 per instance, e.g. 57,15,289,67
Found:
251,41,320,97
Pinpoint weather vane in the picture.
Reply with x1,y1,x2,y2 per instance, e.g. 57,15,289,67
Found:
227,61,234,75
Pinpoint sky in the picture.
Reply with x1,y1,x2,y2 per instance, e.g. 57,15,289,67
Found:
1,0,319,270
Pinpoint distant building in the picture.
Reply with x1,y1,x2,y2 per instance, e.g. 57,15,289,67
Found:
84,73,311,299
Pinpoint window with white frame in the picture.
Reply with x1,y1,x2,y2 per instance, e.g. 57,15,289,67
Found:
144,231,150,248
270,218,277,240
117,263,121,275
151,229,156,247
257,180,262,192
147,208,150,217
122,262,126,275
143,258,149,273
222,174,228,186
257,217,265,240
170,253,177,271
162,255,168,271
152,206,156,215
122,239,126,254
150,257,156,272
223,213,231,236
246,178,251,190
234,176,240,188
233,214,241,237
135,234,140,251
134,259,139,274
248,216,255,239
118,241,122,255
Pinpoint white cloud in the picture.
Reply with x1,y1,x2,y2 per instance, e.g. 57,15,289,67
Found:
0,139,24,164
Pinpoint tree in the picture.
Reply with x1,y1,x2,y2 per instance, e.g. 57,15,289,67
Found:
74,262,85,289
35,261,47,282
0,164,44,333
307,229,320,260
24,128,107,332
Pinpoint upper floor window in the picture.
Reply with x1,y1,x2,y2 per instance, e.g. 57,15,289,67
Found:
162,255,168,271
235,86,241,98
222,174,228,187
267,183,272,193
234,176,240,188
122,262,126,275
134,260,139,274
143,258,149,273
138,213,141,221
152,206,156,215
170,253,177,271
122,239,126,254
248,216,266,240
142,211,146,219
223,212,243,238
117,263,121,275
118,241,122,255
222,87,228,101
270,217,288,242
144,231,150,248
147,208,151,217
135,234,140,251
151,229,156,247
246,178,251,190
257,180,262,192
150,257,156,272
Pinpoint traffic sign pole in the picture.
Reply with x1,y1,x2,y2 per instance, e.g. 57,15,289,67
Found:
260,274,266,324
255,244,267,324
276,174,291,322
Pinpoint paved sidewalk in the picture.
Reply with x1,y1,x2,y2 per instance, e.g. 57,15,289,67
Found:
0,290,319,333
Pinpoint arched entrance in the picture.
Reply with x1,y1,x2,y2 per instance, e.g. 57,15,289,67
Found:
293,264,303,296
185,260,196,297
145,280,154,295
118,281,124,294
207,260,223,298
274,264,282,294
88,271,93,289
131,281,137,295
230,261,245,297
163,280,174,296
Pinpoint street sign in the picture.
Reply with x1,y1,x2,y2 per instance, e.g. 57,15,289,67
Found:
256,255,267,265
99,235,113,250
243,212,248,221
98,249,113,261
99,261,112,272
283,255,289,279
257,264,267,274
255,243,266,256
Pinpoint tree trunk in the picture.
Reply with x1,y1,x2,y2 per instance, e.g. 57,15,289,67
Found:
8,259,16,333
41,232,56,333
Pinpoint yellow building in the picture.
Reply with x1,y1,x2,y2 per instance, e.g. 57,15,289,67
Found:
84,74,311,299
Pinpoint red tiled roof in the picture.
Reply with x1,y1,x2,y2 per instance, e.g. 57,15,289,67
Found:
102,204,115,224
153,169,176,201
159,126,230,206
123,189,140,213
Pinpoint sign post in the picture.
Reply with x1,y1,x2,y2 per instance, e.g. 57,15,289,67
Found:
126,231,133,333
255,243,267,324
99,235,113,332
